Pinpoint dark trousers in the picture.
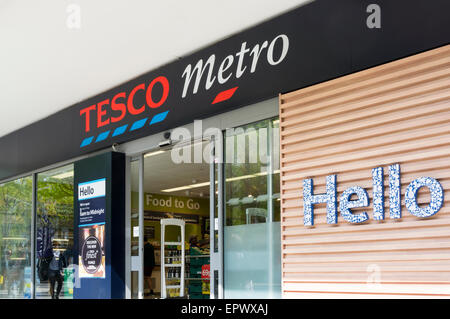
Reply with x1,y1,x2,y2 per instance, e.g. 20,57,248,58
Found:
48,270,63,299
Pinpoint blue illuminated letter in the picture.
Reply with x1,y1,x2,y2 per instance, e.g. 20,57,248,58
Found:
389,164,401,219
405,177,444,218
303,175,337,226
372,167,384,220
339,186,370,224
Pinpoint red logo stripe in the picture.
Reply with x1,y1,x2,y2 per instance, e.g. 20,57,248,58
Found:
212,87,238,104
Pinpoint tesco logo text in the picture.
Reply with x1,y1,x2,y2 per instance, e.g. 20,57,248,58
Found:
78,33,290,136
79,76,169,132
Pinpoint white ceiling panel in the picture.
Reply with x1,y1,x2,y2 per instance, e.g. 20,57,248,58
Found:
0,0,309,138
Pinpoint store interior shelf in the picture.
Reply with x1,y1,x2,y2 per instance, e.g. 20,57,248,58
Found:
164,241,182,246
185,278,207,281
166,285,181,289
160,218,185,299
165,264,182,267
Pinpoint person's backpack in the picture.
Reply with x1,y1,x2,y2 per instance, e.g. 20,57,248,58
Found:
36,224,54,259
37,255,53,282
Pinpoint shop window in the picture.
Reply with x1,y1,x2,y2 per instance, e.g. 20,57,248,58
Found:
224,118,281,298
35,165,74,299
0,177,32,299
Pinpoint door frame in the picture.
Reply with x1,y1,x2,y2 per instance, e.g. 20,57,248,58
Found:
209,133,224,299
122,97,278,299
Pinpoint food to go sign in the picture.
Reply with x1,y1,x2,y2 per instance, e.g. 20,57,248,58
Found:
303,164,444,226
144,193,208,215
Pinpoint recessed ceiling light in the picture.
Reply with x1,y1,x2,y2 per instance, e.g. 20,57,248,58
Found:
160,170,280,193
52,171,73,179
144,150,165,158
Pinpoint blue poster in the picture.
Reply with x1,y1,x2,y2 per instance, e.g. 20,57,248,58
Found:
77,178,106,278
78,178,106,226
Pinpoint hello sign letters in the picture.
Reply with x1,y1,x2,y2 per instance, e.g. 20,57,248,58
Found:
303,164,445,226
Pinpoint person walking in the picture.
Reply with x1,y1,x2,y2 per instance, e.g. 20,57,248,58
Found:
144,236,155,296
48,250,66,299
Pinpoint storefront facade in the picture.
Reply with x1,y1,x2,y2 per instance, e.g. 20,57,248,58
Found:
0,0,448,299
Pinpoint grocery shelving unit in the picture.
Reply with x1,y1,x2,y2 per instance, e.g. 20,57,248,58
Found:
160,218,185,299
185,253,210,299
185,254,210,280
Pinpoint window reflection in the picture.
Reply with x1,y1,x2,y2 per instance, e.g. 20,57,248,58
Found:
225,119,280,226
36,165,74,299
224,118,281,299
0,177,32,298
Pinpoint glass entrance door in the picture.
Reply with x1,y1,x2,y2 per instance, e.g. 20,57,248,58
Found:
126,118,280,299
223,118,281,299
128,138,218,299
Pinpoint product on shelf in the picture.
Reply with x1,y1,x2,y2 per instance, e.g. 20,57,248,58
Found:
187,246,210,299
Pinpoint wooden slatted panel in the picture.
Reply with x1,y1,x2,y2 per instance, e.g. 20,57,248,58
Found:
279,45,450,298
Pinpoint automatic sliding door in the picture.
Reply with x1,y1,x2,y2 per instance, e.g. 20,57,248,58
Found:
209,135,224,299
223,118,281,299
128,140,213,299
